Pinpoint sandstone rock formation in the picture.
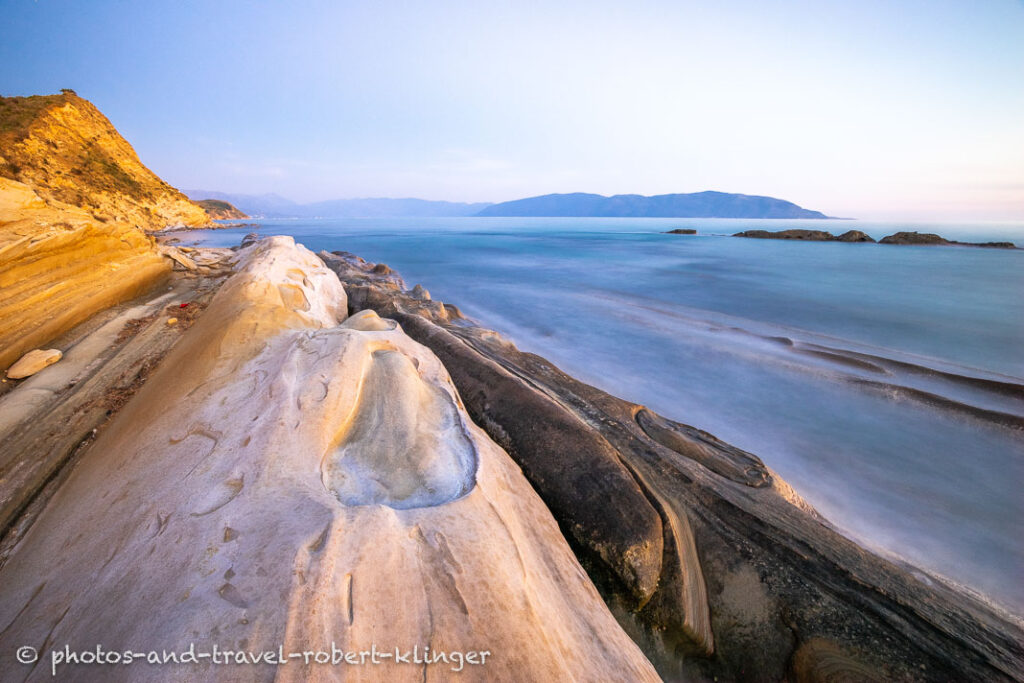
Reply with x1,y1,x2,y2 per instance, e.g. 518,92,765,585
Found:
0,91,210,229
322,249,1024,683
0,177,170,370
0,237,659,682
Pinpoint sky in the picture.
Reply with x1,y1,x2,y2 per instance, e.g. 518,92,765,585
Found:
1,0,1022,220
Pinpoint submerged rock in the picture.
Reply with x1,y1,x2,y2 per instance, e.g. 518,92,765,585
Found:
5,348,62,379
0,236,659,682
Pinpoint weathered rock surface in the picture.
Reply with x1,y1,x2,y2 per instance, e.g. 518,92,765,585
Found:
664,228,697,235
0,177,171,370
4,349,62,379
0,91,210,229
0,237,659,682
322,249,1024,683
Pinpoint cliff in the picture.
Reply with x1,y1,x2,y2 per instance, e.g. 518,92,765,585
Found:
0,177,170,370
0,92,208,372
195,198,249,219
478,191,830,218
0,91,210,229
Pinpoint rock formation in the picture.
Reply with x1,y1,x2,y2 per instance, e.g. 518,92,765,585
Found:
322,249,1024,682
0,177,170,370
0,237,660,682
664,228,697,235
0,91,210,229
0,93,215,373
835,229,875,242
879,231,1016,248
734,229,838,241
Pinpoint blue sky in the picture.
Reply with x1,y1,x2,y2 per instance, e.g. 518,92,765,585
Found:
1,0,1022,220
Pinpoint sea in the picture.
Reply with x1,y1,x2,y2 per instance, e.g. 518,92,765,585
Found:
183,217,1024,616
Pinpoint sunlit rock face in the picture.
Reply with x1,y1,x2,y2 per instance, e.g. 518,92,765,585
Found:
0,236,659,682
0,91,210,229
0,177,170,370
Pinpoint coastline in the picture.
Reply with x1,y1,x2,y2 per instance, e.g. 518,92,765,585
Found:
3,231,1020,680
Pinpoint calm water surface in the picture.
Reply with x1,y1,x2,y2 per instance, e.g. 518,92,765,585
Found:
188,217,1024,614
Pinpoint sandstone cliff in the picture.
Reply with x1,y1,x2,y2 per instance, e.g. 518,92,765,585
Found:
0,177,170,370
0,91,210,229
0,92,211,372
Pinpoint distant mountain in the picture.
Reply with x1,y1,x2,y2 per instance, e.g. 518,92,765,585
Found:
476,191,830,219
184,191,491,218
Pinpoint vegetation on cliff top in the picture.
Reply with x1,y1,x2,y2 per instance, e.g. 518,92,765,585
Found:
0,90,209,229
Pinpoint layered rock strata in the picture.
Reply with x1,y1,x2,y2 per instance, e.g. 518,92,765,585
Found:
0,237,659,682
0,177,171,369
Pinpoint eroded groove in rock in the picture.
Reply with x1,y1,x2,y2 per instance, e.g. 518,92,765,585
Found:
323,347,477,510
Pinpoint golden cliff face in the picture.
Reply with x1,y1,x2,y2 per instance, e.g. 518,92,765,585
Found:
0,91,210,229
0,177,170,370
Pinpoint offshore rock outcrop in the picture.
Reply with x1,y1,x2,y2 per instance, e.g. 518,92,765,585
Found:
322,249,1024,683
0,237,659,682
879,231,1016,248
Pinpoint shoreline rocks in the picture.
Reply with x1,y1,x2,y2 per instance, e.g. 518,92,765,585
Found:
664,228,697,235
322,248,1024,682
0,236,661,682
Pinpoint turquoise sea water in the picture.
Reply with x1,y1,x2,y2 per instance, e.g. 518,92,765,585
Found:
186,217,1024,615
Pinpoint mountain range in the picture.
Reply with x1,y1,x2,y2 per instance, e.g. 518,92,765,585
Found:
184,191,491,218
187,190,830,219
478,191,830,219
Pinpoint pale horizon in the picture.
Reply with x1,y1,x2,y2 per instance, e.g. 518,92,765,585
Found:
2,0,1022,222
